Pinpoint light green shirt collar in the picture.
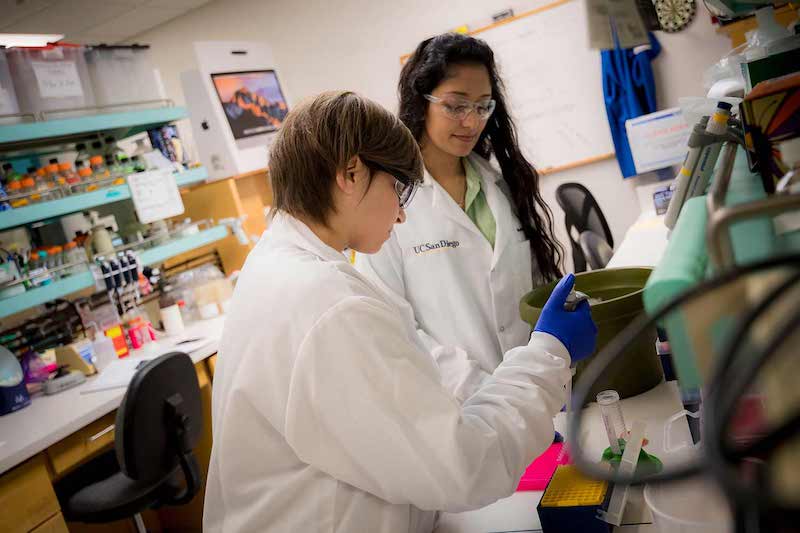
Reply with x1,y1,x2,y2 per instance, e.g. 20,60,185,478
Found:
463,157,482,212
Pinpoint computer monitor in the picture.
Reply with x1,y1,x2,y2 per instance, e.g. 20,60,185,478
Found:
210,70,289,149
182,41,289,180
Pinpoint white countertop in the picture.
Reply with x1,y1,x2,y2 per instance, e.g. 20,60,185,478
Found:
0,316,225,475
606,210,669,269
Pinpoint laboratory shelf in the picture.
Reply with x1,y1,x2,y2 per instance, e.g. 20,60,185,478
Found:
0,166,208,231
0,271,94,320
138,225,229,266
0,106,188,152
0,225,229,319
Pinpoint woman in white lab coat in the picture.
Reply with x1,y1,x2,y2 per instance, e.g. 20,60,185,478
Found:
204,91,596,532
357,33,565,402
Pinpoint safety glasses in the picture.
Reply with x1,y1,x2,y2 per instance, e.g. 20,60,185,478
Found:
424,94,496,122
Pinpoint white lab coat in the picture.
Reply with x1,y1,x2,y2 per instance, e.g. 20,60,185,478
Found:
356,153,540,402
203,212,570,533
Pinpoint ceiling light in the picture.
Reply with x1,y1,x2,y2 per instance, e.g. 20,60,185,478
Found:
0,33,64,47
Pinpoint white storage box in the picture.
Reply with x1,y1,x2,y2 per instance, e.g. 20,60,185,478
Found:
0,48,20,122
85,45,161,107
7,44,95,117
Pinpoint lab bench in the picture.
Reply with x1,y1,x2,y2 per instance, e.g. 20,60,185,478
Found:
0,316,224,533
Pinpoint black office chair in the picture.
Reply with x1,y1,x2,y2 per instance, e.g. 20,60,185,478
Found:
579,230,615,270
555,183,614,272
56,352,203,532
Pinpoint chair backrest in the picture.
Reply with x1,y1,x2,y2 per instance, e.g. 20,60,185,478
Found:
579,230,615,270
555,183,614,272
115,352,202,484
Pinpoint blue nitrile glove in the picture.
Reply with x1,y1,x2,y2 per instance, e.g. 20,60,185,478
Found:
534,274,598,362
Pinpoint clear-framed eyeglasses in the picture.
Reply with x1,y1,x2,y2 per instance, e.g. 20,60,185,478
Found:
424,94,496,122
394,176,418,209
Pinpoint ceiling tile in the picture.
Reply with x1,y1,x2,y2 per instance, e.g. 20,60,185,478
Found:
69,32,128,45
80,6,188,42
143,0,211,8
0,0,56,30
6,0,135,36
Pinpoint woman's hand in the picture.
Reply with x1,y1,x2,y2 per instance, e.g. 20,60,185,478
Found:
534,274,598,362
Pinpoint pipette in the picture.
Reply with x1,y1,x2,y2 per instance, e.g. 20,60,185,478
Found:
563,290,589,430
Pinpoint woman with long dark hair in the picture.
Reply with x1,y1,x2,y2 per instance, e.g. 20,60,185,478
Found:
357,33,567,402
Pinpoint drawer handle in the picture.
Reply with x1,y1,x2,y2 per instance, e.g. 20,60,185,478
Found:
87,424,115,443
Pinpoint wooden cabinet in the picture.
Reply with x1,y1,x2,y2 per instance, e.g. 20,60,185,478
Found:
31,514,69,533
168,169,272,275
46,413,116,479
0,455,61,533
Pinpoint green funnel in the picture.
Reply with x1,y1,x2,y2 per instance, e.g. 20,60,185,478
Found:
520,268,663,404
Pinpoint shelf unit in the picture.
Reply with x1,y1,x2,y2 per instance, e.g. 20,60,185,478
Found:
0,104,220,321
0,225,229,319
0,272,94,320
138,225,229,266
0,166,208,230
0,106,189,153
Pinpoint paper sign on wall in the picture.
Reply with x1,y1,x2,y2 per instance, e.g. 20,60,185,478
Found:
31,61,84,99
127,169,185,224
626,108,690,174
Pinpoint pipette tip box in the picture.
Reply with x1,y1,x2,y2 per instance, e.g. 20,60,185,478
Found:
537,464,613,533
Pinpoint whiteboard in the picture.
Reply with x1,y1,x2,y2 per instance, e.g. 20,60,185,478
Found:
474,0,615,172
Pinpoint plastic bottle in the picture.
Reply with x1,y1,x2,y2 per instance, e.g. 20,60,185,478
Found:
74,142,90,163
90,140,104,158
58,162,80,187
118,155,135,176
76,161,93,191
2,163,20,182
27,251,52,287
104,136,126,162
107,155,126,185
44,158,61,187
130,155,145,173
20,171,37,204
6,177,23,207
47,245,63,274
19,168,36,193
86,155,108,191
63,241,86,275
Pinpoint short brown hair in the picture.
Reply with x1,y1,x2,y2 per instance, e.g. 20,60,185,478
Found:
269,91,423,224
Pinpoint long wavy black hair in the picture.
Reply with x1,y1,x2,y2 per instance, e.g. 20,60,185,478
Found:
398,33,563,282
